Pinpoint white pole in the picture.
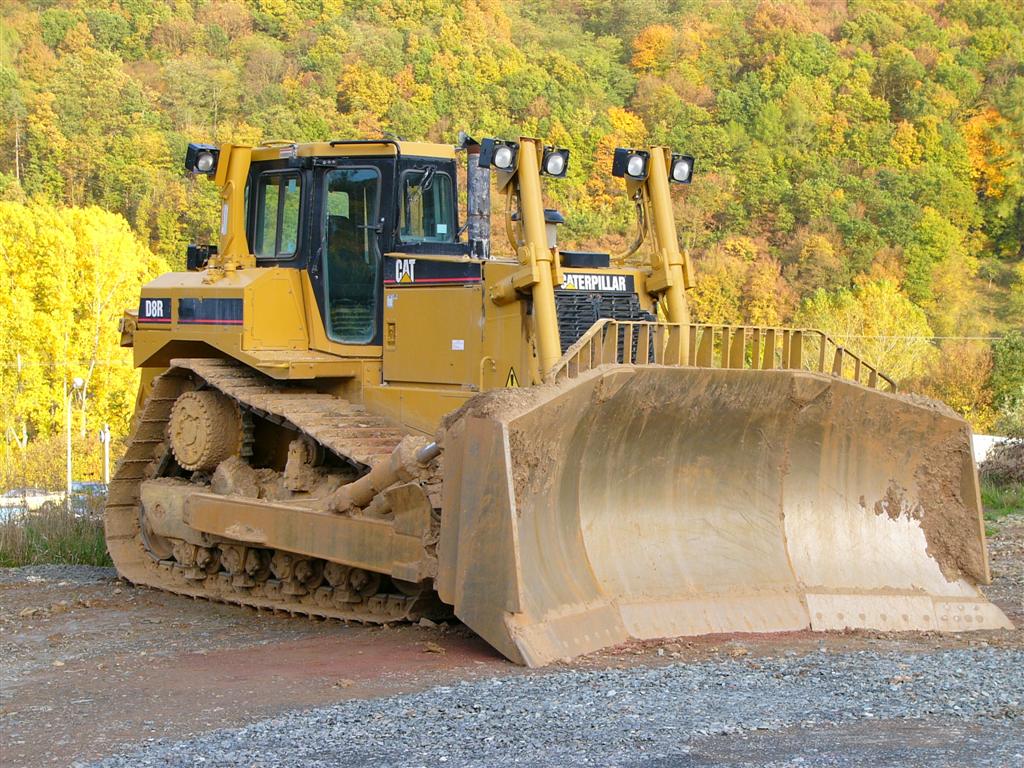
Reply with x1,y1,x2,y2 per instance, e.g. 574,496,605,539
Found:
66,377,83,507
101,424,110,486
65,386,72,503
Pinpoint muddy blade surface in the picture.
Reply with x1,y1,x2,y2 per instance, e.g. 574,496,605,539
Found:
438,366,1012,667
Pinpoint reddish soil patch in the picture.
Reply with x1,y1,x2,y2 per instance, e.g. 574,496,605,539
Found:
1,580,507,766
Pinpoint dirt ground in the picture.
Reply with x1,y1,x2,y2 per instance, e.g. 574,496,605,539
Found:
1,514,1021,767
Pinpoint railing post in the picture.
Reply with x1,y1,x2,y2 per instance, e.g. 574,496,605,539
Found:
664,325,681,366
696,326,713,367
790,331,803,370
729,328,746,369
832,348,844,377
654,324,666,364
762,329,776,369
637,324,651,364
601,321,618,364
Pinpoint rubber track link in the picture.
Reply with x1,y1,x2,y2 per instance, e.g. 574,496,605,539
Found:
105,359,441,623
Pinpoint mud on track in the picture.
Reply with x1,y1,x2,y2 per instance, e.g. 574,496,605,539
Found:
0,514,1021,767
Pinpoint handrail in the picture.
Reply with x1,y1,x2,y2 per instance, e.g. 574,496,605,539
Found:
545,320,897,392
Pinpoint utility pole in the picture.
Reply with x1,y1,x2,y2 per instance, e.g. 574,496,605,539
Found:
99,424,111,486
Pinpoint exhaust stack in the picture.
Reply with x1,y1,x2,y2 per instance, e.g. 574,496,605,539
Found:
462,134,491,259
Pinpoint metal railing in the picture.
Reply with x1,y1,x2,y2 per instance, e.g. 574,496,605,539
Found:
546,320,897,392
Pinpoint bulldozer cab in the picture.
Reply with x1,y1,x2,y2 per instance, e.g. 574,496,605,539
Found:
241,145,461,348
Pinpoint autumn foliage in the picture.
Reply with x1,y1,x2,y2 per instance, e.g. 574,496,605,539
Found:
0,0,1021,469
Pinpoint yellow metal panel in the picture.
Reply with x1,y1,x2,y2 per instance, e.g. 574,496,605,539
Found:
383,286,483,385
244,268,308,350
299,271,384,360
134,269,374,380
481,260,534,390
363,384,472,436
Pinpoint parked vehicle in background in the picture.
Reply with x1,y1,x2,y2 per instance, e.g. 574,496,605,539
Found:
0,483,108,522
0,488,65,512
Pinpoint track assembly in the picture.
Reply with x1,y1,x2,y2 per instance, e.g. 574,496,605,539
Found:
106,359,446,624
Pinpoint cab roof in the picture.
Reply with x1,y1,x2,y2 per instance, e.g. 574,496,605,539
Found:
250,140,456,163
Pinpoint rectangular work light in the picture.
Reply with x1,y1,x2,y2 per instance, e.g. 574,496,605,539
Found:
478,138,519,172
185,143,220,175
612,148,650,180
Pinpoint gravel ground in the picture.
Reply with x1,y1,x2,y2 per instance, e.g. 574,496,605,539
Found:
0,565,347,693
3,515,1021,766
0,564,117,585
89,648,1024,768
986,514,1024,622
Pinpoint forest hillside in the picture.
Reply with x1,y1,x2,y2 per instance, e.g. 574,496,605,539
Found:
0,0,1022,483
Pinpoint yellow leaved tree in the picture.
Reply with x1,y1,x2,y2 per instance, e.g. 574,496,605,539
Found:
795,278,936,383
0,201,167,488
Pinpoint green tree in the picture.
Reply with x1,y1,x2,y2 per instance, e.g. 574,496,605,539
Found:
913,342,996,432
0,0,1020,399
990,331,1024,437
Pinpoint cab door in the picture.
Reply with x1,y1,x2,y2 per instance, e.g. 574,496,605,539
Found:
307,162,390,350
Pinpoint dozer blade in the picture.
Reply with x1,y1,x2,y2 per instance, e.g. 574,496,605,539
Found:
437,366,1012,667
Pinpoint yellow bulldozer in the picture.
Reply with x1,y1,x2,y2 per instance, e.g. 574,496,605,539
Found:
107,134,1011,666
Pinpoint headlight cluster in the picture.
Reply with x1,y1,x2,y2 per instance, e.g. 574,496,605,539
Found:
479,138,570,178
612,147,695,184
185,143,220,175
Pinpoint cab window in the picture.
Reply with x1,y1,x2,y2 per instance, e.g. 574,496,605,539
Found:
399,169,454,244
254,173,301,259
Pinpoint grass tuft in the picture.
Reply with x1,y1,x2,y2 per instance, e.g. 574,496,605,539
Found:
982,479,1024,537
0,497,111,568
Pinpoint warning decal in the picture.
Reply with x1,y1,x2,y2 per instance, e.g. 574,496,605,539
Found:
505,367,520,388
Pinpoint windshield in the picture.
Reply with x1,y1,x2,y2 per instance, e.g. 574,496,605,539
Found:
399,168,454,244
